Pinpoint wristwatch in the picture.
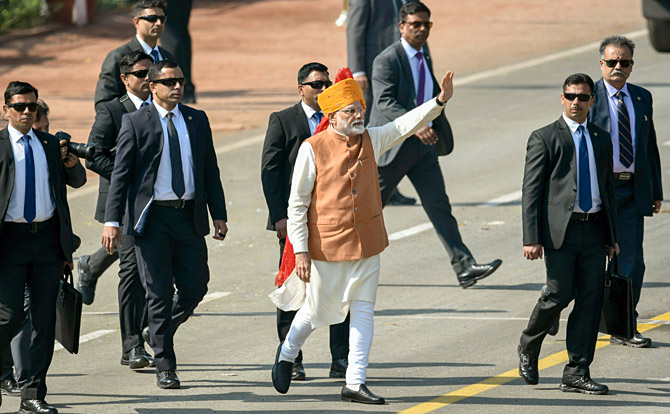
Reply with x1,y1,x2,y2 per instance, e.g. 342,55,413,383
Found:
435,96,446,106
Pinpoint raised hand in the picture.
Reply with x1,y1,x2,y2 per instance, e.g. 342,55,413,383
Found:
438,71,454,104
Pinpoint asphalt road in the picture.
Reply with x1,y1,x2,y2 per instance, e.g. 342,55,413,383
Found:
2,32,669,414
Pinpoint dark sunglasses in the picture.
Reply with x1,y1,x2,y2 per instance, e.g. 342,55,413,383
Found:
301,80,332,89
404,21,433,29
563,93,592,102
602,59,632,68
6,102,38,112
125,69,149,78
138,14,166,23
151,77,185,87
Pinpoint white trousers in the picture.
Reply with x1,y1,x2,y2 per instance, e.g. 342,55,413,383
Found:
280,299,375,385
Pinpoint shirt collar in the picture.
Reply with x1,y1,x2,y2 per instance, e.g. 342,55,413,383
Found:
562,113,588,134
7,123,37,144
401,37,424,60
126,91,152,110
301,100,319,119
604,80,630,99
153,101,181,120
136,34,158,55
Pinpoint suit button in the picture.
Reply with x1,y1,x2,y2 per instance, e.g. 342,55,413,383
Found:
347,143,351,147
350,173,355,178
573,188,577,192
352,189,357,195
354,207,358,212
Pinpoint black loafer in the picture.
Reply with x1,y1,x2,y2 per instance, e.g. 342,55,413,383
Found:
128,346,153,370
610,332,652,348
388,189,416,206
142,327,154,348
292,362,306,381
560,375,608,395
341,384,385,404
19,399,58,414
518,345,539,385
457,259,502,288
77,255,97,305
271,342,293,394
548,314,560,336
156,370,180,389
329,358,347,379
0,377,21,396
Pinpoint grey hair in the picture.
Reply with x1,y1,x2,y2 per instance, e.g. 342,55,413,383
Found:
599,35,635,58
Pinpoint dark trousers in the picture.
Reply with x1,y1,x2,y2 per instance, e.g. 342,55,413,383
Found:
118,234,148,353
378,138,474,274
0,223,62,400
614,180,645,328
520,218,606,377
88,244,119,279
163,0,194,98
135,205,209,371
0,285,31,387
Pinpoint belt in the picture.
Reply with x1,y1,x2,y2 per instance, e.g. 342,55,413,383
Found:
4,217,55,233
153,199,194,209
614,172,633,181
570,211,601,221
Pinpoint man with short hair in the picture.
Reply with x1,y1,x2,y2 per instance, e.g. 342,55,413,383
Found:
102,60,228,389
518,73,618,395
370,1,501,287
94,0,173,108
261,62,350,381
0,81,85,414
588,35,663,348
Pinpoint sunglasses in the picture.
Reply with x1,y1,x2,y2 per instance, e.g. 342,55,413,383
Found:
301,80,332,89
6,102,38,112
404,21,433,29
138,14,166,23
602,59,632,68
152,77,185,87
563,93,592,102
125,69,149,78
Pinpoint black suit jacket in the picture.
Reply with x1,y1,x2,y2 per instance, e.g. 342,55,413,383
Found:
94,37,174,108
260,102,311,231
0,127,86,261
522,117,618,250
105,103,227,237
86,94,138,223
588,79,663,216
369,40,453,166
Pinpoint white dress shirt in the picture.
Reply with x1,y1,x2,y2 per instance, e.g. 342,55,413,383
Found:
136,34,163,61
153,102,195,200
126,91,151,110
301,101,322,136
5,124,55,223
562,114,601,213
604,81,636,173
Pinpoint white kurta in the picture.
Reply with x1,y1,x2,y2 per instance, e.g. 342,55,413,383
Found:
287,97,445,327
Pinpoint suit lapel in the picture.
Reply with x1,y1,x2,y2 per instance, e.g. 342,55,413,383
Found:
180,104,200,163
0,128,15,199
395,42,416,102
587,122,607,193
146,105,165,172
557,117,577,186
293,102,311,139
594,80,611,133
626,84,645,152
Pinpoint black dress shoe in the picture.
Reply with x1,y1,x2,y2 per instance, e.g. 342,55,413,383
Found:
610,332,652,348
271,342,293,394
291,362,306,380
156,370,180,389
128,346,153,370
77,255,97,305
559,375,608,395
341,384,385,404
457,259,502,288
388,189,416,206
19,399,58,414
548,314,560,336
517,345,538,385
0,377,20,396
142,326,154,348
329,358,347,379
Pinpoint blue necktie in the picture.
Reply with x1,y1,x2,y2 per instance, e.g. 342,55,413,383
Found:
141,101,149,108
21,135,36,223
150,49,161,63
167,113,185,199
577,125,592,213
313,112,323,124
615,91,633,168
416,51,426,105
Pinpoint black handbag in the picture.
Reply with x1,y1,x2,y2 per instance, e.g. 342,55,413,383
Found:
55,268,83,354
599,256,634,339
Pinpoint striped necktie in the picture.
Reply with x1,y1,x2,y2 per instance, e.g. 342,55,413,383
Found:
615,90,633,168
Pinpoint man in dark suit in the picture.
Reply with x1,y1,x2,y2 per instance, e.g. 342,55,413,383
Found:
369,1,501,287
162,0,195,103
102,60,228,390
0,81,86,414
518,73,618,395
94,0,173,108
588,35,663,348
261,62,349,382
86,51,155,370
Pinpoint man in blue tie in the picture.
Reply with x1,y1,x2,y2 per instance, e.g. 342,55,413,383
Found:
261,62,350,382
518,73,619,395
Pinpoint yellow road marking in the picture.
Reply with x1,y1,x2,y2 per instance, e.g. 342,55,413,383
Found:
398,312,670,414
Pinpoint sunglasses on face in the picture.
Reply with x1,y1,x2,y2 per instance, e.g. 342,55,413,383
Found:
602,59,632,68
301,80,332,89
404,21,433,29
125,69,149,78
6,102,38,112
563,93,592,102
152,77,185,87
138,14,166,23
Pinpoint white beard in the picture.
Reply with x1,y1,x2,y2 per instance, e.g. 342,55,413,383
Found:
337,119,365,136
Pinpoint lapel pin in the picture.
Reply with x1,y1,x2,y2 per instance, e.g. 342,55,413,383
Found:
644,115,648,121
188,116,192,121
594,132,598,136
43,140,47,144
637,96,641,101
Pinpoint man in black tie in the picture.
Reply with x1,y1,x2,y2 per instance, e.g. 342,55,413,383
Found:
518,73,618,395
102,60,228,389
261,62,350,381
588,35,663,348
0,81,86,414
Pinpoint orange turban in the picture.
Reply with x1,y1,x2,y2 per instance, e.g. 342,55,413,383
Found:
317,68,366,117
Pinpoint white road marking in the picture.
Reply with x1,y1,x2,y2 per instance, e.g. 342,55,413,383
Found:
478,190,522,207
54,329,115,352
199,291,232,304
214,134,264,155
388,222,434,241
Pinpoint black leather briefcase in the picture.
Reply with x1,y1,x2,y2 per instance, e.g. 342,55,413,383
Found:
599,256,634,339
55,268,83,354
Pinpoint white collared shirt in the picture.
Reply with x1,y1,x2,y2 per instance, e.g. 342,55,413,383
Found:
152,102,195,200
5,124,55,222
136,34,163,61
126,91,152,110
603,81,636,173
562,114,601,213
301,101,323,136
